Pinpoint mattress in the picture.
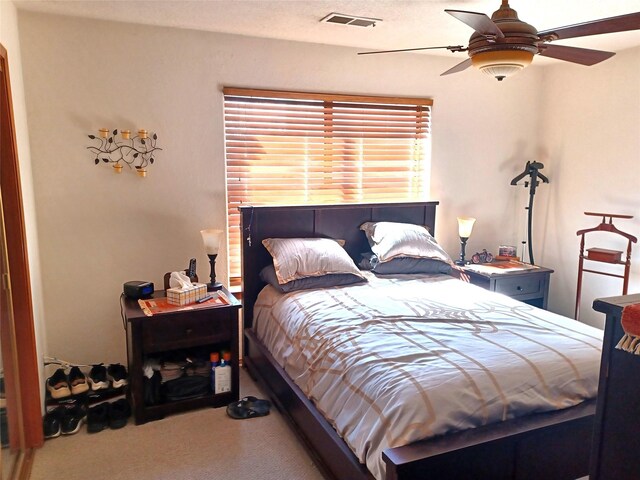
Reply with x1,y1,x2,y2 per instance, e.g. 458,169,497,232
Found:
253,272,603,480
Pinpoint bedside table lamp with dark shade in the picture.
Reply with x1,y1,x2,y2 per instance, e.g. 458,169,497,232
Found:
200,229,223,291
456,216,476,266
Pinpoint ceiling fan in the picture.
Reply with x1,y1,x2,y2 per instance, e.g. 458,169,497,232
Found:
358,0,640,81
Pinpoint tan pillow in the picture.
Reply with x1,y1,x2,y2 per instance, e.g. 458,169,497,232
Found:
262,238,365,285
360,221,453,264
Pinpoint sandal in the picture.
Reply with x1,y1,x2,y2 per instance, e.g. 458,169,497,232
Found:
226,396,271,419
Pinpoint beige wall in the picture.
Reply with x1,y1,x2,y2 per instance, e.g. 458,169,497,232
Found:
0,0,47,403
537,46,640,327
17,10,639,365
17,11,545,365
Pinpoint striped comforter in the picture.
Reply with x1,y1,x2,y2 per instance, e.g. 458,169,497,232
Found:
253,272,602,480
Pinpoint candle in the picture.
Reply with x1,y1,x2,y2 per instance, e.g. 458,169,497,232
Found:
138,129,148,139
99,128,109,138
121,130,131,139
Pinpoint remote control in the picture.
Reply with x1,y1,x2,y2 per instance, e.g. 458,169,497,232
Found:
196,294,214,304
187,258,197,279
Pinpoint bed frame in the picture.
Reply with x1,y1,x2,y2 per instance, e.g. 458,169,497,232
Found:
240,202,596,480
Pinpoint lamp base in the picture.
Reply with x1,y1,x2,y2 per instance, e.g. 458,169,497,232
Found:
207,282,223,292
456,236,469,266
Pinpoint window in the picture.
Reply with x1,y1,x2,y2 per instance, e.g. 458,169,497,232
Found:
223,88,433,281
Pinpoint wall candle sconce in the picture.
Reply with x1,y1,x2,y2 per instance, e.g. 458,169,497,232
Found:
86,128,161,177
456,216,476,266
200,229,224,291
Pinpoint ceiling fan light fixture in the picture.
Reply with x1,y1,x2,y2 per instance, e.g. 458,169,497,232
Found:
471,49,534,81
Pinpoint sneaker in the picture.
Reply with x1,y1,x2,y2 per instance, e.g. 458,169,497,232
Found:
108,398,131,429
46,368,71,399
61,405,86,435
88,364,109,391
107,364,129,389
43,406,66,439
68,366,89,395
86,402,109,433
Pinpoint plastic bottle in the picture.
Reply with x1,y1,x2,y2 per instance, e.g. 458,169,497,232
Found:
209,352,220,393
214,352,232,394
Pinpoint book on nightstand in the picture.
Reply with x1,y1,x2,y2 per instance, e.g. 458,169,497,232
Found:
464,260,539,275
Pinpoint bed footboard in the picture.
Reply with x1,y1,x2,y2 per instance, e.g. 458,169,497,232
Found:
383,399,595,480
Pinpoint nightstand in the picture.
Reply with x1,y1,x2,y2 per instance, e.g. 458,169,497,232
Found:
460,264,554,309
123,288,241,424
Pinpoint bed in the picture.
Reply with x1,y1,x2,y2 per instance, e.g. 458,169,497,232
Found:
240,201,601,480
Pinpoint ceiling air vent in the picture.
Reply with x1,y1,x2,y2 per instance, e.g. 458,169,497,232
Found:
320,13,381,27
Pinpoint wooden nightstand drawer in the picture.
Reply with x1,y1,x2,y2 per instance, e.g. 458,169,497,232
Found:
494,275,543,298
142,313,232,352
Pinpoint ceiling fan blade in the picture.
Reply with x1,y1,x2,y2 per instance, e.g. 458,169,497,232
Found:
358,45,465,55
441,58,472,76
537,12,640,41
445,10,504,39
538,44,615,66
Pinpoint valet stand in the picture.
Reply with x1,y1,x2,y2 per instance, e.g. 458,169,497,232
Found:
575,212,637,320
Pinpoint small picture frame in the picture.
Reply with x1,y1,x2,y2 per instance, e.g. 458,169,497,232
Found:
499,245,517,257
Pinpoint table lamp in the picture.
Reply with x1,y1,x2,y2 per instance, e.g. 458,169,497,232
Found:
456,217,476,266
200,229,223,291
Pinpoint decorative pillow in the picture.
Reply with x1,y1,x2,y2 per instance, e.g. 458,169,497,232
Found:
260,264,364,293
262,237,365,284
359,253,452,275
360,221,453,264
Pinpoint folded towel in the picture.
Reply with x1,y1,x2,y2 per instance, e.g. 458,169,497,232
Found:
615,303,640,354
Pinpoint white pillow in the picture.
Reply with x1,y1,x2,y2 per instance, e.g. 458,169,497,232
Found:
262,237,365,285
360,221,453,264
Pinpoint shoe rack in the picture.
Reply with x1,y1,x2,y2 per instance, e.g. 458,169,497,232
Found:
43,359,127,409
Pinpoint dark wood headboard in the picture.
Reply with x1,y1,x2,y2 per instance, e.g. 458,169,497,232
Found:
239,201,439,329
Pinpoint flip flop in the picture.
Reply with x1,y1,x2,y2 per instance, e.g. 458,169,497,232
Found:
226,396,271,419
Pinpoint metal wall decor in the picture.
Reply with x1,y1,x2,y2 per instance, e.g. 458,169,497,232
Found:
87,128,161,177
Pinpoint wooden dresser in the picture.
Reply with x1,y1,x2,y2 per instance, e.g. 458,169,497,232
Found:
590,293,640,479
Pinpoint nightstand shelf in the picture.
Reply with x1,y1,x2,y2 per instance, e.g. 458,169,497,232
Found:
123,288,241,425
461,264,554,309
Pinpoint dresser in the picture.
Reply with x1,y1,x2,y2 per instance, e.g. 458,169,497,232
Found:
590,293,640,479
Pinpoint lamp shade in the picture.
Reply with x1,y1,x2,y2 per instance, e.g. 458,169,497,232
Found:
471,50,534,81
457,217,476,239
200,229,223,255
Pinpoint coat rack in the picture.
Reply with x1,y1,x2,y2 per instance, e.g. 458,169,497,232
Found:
575,212,637,320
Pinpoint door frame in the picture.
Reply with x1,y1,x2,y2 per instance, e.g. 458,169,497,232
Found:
0,42,44,455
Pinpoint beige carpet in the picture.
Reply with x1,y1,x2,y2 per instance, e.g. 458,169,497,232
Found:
30,369,325,480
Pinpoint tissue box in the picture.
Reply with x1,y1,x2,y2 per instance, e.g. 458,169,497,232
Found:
166,283,208,306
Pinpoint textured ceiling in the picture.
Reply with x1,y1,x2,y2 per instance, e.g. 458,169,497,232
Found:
14,0,640,63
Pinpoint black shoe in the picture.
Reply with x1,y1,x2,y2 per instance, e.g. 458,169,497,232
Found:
43,406,66,439
68,366,89,395
46,368,71,399
61,405,86,435
88,364,109,391
107,364,129,389
0,408,7,447
108,398,131,429
86,402,109,433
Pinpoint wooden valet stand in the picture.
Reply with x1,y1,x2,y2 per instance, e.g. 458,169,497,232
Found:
575,212,637,320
